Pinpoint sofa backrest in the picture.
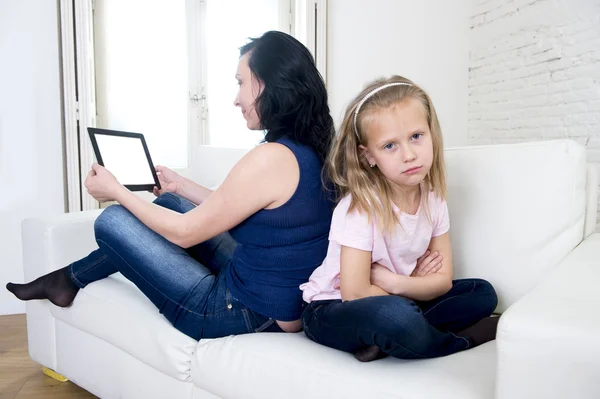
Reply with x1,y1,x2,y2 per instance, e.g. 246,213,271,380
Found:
192,140,596,312
444,139,591,312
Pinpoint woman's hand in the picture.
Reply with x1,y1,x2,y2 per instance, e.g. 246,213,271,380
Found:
153,165,182,197
84,163,122,203
411,250,443,277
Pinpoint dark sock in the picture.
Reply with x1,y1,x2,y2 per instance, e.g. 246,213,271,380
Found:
458,316,500,347
354,345,389,362
6,266,79,308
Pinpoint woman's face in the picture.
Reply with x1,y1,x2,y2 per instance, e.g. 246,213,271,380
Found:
234,53,264,130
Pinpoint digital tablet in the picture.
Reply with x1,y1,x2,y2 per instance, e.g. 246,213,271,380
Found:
87,128,161,191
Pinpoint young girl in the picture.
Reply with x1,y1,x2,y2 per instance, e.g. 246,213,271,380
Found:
300,76,499,362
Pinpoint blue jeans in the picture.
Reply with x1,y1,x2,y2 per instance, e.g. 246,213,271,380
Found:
302,279,497,359
68,193,283,340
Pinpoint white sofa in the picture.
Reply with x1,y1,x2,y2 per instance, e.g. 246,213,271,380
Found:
22,139,600,399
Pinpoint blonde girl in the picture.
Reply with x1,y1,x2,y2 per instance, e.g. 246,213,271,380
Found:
300,76,499,362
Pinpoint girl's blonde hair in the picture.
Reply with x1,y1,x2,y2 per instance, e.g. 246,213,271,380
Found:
328,75,447,233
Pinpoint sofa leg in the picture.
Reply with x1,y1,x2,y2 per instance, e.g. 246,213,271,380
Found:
42,366,69,382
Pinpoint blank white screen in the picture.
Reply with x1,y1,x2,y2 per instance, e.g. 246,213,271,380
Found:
95,135,154,186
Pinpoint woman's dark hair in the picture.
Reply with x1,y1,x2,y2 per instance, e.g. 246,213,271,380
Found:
240,31,334,162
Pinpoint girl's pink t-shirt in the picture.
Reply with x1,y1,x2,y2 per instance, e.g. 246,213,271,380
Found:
300,191,450,303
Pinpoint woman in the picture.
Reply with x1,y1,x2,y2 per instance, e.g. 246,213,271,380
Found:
7,31,335,339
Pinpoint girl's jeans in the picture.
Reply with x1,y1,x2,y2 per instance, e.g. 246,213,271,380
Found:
302,279,498,359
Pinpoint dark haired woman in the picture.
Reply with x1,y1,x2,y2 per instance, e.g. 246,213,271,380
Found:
7,31,335,339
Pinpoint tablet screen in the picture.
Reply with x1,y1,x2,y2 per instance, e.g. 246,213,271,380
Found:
94,134,156,187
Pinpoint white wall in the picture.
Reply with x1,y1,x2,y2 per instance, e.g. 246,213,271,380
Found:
327,0,472,147
468,0,600,224
0,0,66,315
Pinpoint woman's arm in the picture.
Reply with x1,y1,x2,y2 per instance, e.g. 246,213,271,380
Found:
340,246,389,301
152,165,213,205
175,175,214,205
87,142,299,248
372,233,453,301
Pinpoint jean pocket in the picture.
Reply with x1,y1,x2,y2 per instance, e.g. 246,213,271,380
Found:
301,308,319,342
302,322,317,342
247,310,284,333
206,287,238,316
225,287,246,311
254,318,277,333
310,300,332,314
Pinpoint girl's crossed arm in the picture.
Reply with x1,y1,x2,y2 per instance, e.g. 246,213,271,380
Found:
339,246,389,301
372,233,454,301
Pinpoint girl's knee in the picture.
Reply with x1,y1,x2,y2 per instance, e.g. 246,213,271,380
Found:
368,301,432,354
472,279,498,314
370,297,425,332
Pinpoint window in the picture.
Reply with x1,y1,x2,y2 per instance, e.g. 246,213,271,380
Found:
94,1,189,168
61,0,326,211
206,0,285,148
94,0,292,170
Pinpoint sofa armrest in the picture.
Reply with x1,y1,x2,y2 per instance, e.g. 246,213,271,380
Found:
22,209,102,369
22,209,102,280
495,233,600,399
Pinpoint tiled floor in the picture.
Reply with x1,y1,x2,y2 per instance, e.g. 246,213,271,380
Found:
0,314,96,399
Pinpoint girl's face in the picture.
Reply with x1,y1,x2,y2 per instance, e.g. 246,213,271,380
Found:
359,97,434,190
234,53,264,130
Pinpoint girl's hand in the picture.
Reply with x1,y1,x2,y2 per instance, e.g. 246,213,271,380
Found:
411,250,443,277
84,163,121,202
333,255,442,292
153,165,181,197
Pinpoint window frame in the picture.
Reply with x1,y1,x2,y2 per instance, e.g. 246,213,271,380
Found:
60,0,327,212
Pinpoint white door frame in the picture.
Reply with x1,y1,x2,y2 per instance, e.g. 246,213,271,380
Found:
295,0,327,84
60,0,98,212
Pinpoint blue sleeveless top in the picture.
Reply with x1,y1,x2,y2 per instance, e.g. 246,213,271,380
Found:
225,137,334,321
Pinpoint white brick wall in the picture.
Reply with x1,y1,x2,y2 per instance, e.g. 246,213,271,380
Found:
469,0,600,225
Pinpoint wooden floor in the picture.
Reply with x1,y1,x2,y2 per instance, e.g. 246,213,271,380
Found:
0,314,96,399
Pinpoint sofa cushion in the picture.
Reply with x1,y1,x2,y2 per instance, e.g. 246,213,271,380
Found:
445,140,587,311
49,273,197,381
191,332,496,399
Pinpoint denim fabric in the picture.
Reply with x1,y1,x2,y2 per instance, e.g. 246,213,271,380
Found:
301,279,498,359
68,192,283,340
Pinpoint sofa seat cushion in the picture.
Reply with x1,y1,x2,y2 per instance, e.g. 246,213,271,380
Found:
49,273,198,381
191,332,496,399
